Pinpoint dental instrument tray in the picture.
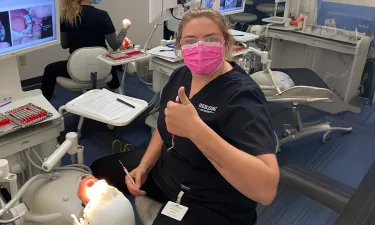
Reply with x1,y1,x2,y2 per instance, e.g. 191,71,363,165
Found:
262,17,291,25
0,103,53,137
0,114,21,137
98,48,151,66
106,49,148,61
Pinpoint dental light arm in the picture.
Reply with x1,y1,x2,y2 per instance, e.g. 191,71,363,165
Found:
42,132,78,172
160,39,176,46
247,46,282,94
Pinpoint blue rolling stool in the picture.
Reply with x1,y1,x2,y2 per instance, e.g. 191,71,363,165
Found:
246,0,254,6
229,13,258,31
256,3,285,17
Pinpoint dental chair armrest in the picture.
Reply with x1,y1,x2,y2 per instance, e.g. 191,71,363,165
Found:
280,165,354,213
334,161,375,225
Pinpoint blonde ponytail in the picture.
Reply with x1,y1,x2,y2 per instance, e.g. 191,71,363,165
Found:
61,0,82,26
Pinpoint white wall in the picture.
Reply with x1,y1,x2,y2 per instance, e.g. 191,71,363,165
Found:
19,46,70,81
95,0,162,50
19,0,162,81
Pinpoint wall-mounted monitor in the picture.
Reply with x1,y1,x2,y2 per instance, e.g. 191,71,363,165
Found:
0,0,60,60
203,0,245,16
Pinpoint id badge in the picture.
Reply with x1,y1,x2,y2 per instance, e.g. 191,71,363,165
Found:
161,201,189,221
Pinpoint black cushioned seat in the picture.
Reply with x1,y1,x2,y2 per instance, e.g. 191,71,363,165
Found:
280,165,354,214
334,161,375,225
274,68,330,89
280,161,375,225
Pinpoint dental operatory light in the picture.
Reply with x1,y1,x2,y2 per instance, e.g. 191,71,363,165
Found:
86,180,109,203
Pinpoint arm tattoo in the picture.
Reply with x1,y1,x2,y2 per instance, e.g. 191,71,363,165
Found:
202,151,223,168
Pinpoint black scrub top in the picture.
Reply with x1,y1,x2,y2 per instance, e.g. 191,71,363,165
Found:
60,5,115,54
154,62,276,225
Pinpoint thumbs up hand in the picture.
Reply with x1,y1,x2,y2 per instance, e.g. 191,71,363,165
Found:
164,87,202,139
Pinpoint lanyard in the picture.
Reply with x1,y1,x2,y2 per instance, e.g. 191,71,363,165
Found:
176,191,184,204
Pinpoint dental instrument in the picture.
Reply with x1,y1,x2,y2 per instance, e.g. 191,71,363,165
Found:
119,160,136,187
167,96,180,152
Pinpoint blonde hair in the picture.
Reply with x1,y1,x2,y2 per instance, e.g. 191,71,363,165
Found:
61,0,82,27
176,8,234,60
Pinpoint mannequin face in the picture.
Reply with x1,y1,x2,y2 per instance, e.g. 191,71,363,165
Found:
72,181,135,225
10,9,28,33
11,17,26,33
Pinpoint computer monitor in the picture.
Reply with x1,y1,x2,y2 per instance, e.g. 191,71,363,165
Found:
203,0,245,16
0,0,60,60
0,0,60,100
149,0,201,23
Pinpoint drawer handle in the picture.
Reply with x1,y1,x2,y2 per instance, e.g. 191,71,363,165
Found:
159,68,169,74
275,35,284,39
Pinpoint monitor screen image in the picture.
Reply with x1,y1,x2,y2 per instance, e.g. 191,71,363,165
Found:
205,0,215,8
0,0,57,56
204,0,245,15
220,0,244,14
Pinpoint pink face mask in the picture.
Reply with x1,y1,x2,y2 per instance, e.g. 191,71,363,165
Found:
182,44,224,77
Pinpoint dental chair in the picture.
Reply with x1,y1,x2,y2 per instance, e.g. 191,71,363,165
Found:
56,47,113,137
249,48,352,150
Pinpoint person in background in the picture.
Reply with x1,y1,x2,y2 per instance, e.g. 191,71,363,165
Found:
89,8,279,225
40,0,132,101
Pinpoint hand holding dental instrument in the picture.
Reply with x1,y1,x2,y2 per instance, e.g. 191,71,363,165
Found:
119,160,136,187
167,96,180,152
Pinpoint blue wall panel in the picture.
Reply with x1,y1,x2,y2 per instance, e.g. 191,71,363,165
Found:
317,1,375,47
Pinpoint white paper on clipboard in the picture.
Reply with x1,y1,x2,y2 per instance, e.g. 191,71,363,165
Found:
147,46,182,62
70,89,140,120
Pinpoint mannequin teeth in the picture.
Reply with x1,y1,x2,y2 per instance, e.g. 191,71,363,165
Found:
0,27,5,41
24,14,33,24
22,25,33,34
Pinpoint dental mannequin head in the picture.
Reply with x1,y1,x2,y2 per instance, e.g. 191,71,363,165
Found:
72,180,135,225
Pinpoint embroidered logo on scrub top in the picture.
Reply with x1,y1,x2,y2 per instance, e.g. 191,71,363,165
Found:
181,184,191,191
198,103,217,114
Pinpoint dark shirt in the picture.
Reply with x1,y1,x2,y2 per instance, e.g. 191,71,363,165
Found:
154,62,276,225
60,5,115,54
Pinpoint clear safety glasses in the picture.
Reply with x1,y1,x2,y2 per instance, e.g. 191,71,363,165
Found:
180,36,224,50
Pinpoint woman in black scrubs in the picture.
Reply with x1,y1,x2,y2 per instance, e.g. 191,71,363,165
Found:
41,0,131,100
90,8,279,225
